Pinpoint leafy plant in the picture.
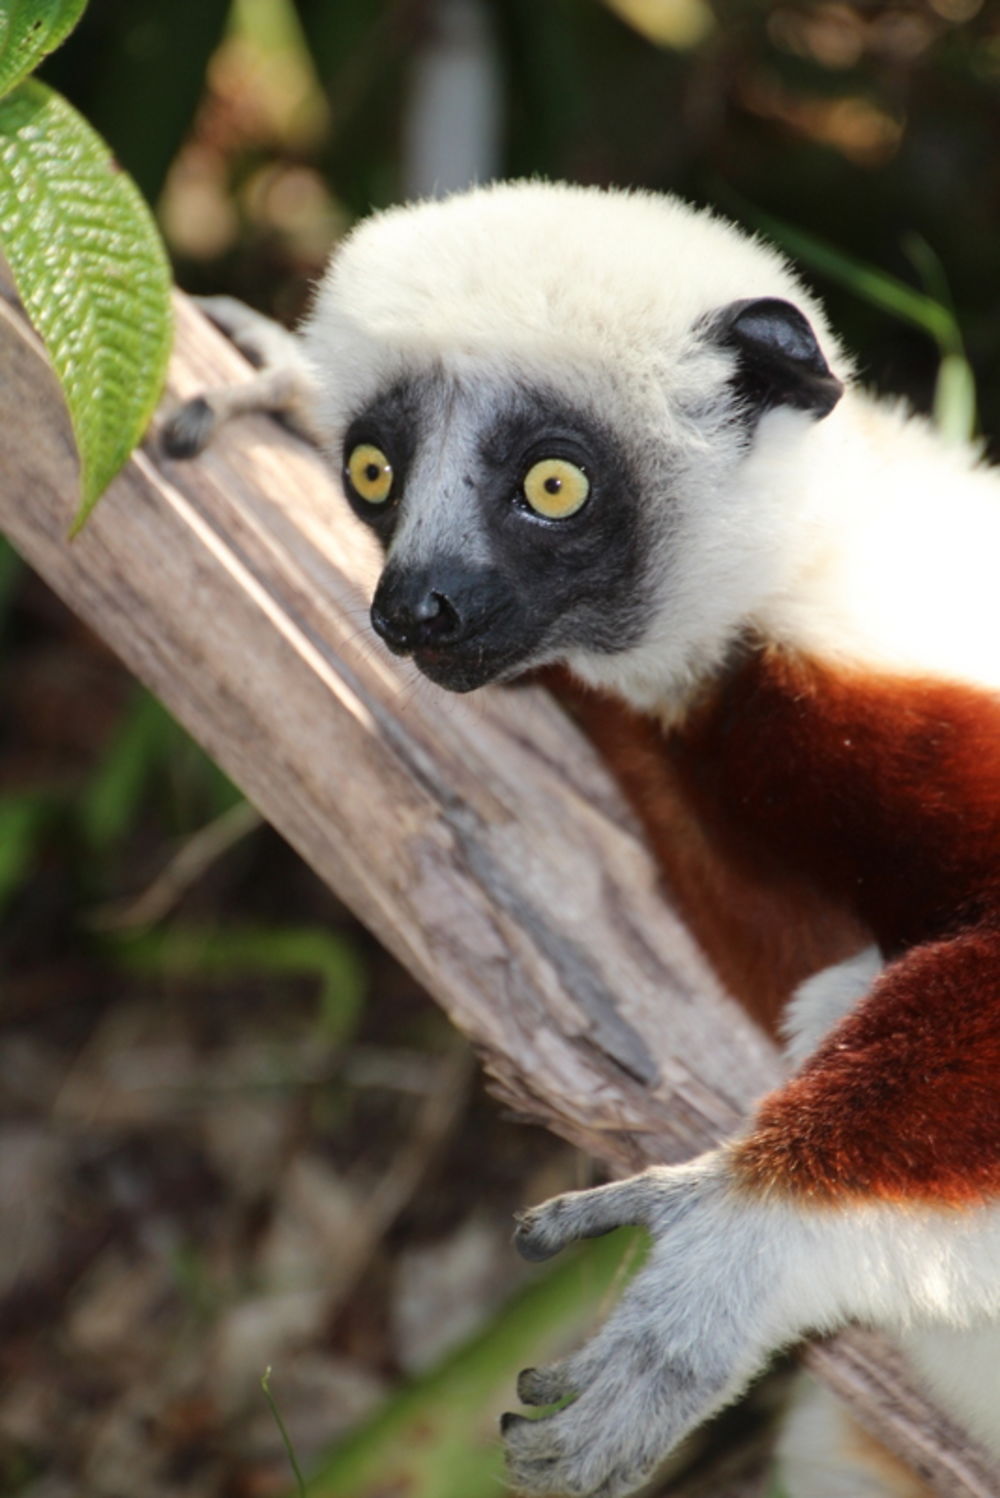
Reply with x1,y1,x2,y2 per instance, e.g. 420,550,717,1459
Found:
0,790,53,914
261,1367,308,1498
0,0,172,531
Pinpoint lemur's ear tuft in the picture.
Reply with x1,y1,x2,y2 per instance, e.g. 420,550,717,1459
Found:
712,297,843,422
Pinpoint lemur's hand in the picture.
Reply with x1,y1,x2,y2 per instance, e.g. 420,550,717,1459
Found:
502,1155,794,1498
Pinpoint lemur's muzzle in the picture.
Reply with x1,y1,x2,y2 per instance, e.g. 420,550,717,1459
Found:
371,575,461,656
370,560,526,692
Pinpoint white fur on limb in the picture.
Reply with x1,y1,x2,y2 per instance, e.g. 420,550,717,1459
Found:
507,1158,1000,1498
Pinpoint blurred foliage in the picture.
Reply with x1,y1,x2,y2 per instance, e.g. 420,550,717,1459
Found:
113,923,367,1046
731,201,977,439
39,0,231,201
38,0,1000,431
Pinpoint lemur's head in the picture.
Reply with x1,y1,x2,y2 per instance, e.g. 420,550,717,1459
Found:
302,182,846,708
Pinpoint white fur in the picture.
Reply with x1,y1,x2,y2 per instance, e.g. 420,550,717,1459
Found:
782,946,884,1069
302,180,1000,717
508,1155,1000,1496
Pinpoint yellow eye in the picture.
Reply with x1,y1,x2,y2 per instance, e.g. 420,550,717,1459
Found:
521,458,590,520
347,443,394,505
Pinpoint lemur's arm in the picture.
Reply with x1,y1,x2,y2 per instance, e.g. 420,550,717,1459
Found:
504,927,1000,1498
161,297,322,458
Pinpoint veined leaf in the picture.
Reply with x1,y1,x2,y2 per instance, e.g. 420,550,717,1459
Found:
0,0,86,99
0,79,172,530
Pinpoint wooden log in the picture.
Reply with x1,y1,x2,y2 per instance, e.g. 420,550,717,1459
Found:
0,283,995,1497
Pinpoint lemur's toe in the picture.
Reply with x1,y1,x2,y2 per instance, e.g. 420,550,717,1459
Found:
513,1207,567,1261
161,397,218,460
516,1361,578,1406
515,1177,654,1261
502,1408,563,1460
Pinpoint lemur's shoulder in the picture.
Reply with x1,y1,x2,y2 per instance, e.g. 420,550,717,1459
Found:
751,390,1000,694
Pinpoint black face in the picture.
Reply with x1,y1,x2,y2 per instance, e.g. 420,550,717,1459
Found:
340,375,655,692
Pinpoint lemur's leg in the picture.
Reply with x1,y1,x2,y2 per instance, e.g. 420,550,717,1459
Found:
780,946,934,1498
503,926,1000,1498
161,296,322,459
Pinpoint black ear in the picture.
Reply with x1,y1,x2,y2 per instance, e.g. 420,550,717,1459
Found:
713,297,843,422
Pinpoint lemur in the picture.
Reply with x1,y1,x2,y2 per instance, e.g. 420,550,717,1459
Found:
164,181,1000,1498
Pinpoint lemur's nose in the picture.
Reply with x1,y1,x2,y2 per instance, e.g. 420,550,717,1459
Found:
371,571,463,656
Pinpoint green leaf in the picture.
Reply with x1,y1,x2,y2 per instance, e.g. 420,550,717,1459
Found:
0,79,172,530
932,351,978,447
0,0,86,99
750,209,960,352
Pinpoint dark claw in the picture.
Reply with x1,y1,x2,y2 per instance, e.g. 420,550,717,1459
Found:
500,1410,530,1435
161,397,216,460
517,1365,575,1406
513,1214,561,1262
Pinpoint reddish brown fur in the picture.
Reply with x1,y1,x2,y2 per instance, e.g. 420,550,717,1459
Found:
735,925,1000,1204
671,648,1000,956
668,646,1000,1205
555,648,1000,1206
555,676,863,1034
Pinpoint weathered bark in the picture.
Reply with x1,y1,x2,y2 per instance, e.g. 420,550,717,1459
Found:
0,283,995,1496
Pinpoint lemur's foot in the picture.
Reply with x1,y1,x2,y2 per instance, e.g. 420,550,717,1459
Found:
503,1156,791,1498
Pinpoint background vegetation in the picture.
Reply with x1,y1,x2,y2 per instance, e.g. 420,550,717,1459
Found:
2,2,999,1494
